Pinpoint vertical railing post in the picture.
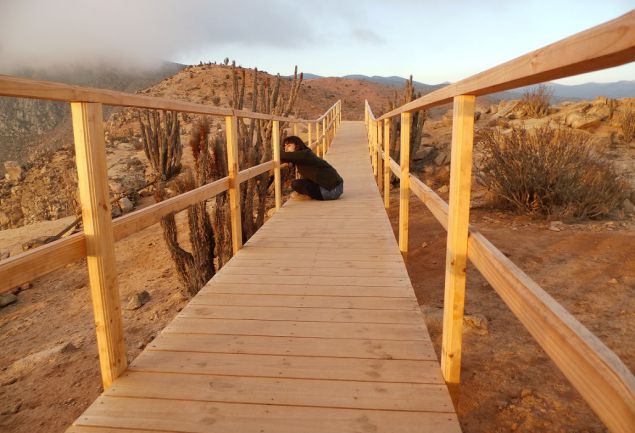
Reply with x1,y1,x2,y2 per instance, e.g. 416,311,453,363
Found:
272,120,282,210
383,118,391,209
377,120,383,192
441,95,476,398
399,112,411,259
292,121,298,137
322,118,326,155
307,121,312,154
371,120,378,177
71,102,126,389
225,115,242,254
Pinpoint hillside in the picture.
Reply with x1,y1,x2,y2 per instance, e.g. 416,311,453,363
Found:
0,63,185,175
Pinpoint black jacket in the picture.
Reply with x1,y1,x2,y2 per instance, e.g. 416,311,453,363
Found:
280,149,343,190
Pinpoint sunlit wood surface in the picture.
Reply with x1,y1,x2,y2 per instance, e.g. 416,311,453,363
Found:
67,121,461,433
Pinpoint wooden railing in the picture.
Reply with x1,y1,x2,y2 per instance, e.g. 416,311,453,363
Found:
0,74,341,387
365,10,635,433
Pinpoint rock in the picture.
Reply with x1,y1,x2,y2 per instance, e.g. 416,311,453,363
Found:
118,197,134,213
548,221,563,232
1,401,21,416
0,211,9,227
127,290,151,310
117,142,136,151
109,181,125,194
623,198,635,214
608,278,618,285
413,146,434,161
520,388,533,399
0,293,18,308
434,151,449,166
421,242,429,249
3,161,24,182
437,185,449,194
464,314,489,335
474,111,481,121
565,112,602,130
0,249,9,260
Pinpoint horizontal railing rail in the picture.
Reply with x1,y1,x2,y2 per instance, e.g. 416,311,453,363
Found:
365,10,635,433
0,75,341,388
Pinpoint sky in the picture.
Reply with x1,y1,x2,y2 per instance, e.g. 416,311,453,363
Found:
0,0,633,86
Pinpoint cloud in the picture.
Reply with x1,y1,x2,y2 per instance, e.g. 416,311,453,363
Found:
0,0,318,72
351,28,384,44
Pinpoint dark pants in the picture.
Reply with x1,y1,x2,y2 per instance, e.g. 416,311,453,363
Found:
291,179,343,201
292,179,323,200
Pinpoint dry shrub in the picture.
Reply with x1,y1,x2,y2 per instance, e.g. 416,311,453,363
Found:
518,84,553,118
620,107,635,142
478,125,626,219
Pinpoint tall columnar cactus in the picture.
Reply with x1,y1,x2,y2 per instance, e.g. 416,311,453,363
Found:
138,110,216,297
229,62,303,243
389,75,426,169
138,110,182,180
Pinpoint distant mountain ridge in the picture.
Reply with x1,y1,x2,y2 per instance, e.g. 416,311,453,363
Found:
304,73,635,100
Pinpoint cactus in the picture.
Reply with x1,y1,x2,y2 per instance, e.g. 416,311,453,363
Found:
388,75,427,170
138,110,216,297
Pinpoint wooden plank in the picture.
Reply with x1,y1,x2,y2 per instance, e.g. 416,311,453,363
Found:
211,274,411,288
0,176,230,294
179,305,422,325
441,95,475,391
377,11,635,119
71,102,126,388
189,293,418,310
383,119,391,209
163,317,428,341
467,230,635,433
377,120,383,190
217,265,408,278
272,120,282,209
149,332,435,360
69,396,462,433
0,75,325,123
237,160,274,184
222,258,406,269
106,371,454,412
201,283,414,299
402,138,635,432
128,350,444,384
225,115,242,253
399,112,411,258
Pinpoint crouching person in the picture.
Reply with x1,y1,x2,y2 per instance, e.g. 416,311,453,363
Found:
280,135,343,201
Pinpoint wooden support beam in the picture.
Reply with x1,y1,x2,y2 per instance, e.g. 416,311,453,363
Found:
383,119,391,209
322,118,327,155
441,95,476,396
225,115,242,254
272,120,282,210
307,121,313,155
399,112,411,259
292,122,298,136
71,102,126,389
377,120,383,193
371,120,378,177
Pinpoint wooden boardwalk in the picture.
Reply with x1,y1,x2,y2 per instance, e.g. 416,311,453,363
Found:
67,121,462,433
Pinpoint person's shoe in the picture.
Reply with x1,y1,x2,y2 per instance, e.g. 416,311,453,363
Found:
290,191,312,201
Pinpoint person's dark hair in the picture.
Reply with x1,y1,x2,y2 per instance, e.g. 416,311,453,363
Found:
283,135,309,151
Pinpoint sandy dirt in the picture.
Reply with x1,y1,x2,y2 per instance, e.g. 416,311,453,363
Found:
387,189,634,433
1,186,633,433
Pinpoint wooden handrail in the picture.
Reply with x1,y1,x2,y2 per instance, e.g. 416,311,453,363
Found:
0,74,335,124
375,10,635,120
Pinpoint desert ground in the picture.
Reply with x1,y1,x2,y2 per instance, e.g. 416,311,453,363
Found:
1,67,634,432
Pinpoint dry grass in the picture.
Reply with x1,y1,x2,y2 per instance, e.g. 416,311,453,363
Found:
518,84,553,118
478,125,626,219
620,106,635,142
